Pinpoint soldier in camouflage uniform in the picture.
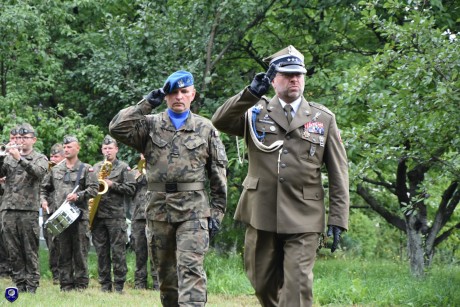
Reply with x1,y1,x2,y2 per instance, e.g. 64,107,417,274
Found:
40,135,98,292
0,178,6,278
0,126,19,278
109,70,227,306
131,154,159,290
0,123,48,293
40,143,65,284
91,135,136,293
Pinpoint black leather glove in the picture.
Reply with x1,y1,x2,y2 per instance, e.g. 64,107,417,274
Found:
248,64,278,97
208,217,220,241
327,225,344,253
144,82,171,108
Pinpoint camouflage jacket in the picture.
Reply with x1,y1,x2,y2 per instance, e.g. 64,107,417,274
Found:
0,150,48,211
131,172,150,221
40,159,98,220
41,172,58,214
93,159,136,219
109,100,228,223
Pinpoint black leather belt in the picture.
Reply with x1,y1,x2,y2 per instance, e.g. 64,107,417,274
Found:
148,182,205,193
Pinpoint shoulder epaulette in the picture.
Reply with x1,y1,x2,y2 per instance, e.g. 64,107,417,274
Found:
309,101,334,116
260,95,271,103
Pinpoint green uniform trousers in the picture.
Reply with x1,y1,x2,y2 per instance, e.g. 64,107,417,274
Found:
244,225,319,307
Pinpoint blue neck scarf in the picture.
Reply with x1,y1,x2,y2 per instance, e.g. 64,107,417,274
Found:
167,109,190,130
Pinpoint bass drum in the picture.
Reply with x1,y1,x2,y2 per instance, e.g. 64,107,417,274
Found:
44,202,81,236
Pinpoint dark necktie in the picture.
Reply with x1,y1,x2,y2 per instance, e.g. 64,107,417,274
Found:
284,104,293,124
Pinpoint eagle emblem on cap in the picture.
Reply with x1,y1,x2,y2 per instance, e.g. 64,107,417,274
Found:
178,79,185,88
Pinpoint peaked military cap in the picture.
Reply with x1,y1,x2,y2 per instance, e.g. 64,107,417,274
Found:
263,45,307,74
63,135,79,144
50,143,64,155
164,70,194,94
18,123,35,136
103,134,117,146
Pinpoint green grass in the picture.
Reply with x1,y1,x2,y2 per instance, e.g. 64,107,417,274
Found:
0,248,458,306
314,256,460,306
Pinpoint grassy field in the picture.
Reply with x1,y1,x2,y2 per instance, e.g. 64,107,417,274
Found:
0,248,458,306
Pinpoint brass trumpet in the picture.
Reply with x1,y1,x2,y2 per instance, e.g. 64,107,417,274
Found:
0,144,23,156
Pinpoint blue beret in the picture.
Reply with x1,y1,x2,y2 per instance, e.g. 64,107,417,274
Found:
164,70,194,94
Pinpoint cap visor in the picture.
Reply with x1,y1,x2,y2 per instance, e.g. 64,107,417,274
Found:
277,65,307,74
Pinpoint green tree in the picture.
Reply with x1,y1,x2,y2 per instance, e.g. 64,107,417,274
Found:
0,93,104,164
342,1,460,275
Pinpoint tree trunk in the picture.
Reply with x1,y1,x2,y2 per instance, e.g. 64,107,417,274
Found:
406,215,425,277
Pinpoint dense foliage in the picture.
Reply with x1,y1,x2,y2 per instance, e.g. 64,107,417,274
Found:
1,0,459,274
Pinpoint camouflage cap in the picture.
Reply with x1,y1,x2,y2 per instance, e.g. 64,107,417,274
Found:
262,45,307,74
103,134,117,146
50,143,64,155
63,135,79,144
18,123,36,136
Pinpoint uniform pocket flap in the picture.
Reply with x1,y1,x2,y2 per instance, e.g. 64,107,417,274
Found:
242,176,259,190
302,186,324,200
184,137,206,150
255,122,277,134
150,134,168,148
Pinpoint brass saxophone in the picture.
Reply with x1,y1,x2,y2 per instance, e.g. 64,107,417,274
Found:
135,157,146,180
88,157,113,229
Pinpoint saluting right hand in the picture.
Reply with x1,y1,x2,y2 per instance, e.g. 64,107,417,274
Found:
145,81,171,108
248,64,278,97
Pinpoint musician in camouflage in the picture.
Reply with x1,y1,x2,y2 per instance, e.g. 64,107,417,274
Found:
109,70,227,306
0,126,19,278
91,135,136,293
41,143,65,284
131,154,159,290
40,135,98,291
0,123,48,293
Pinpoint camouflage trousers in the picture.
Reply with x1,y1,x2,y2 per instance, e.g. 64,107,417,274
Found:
0,227,11,277
148,218,209,307
132,219,159,289
58,219,90,291
43,213,60,281
91,218,128,291
1,210,40,291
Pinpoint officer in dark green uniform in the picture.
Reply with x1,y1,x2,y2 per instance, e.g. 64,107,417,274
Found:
212,46,350,307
